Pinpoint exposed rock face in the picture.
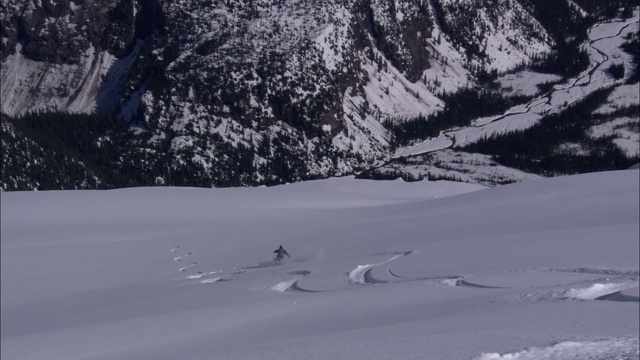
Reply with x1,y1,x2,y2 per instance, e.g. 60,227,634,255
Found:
1,0,143,115
2,0,136,64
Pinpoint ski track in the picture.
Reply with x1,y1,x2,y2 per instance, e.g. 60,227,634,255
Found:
436,276,504,289
455,279,504,289
386,267,406,279
170,246,217,281
170,246,291,285
509,268,640,303
271,270,321,293
530,267,640,278
430,267,640,303
348,251,414,285
169,246,639,303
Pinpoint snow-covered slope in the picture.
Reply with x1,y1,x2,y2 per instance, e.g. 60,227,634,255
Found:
2,170,638,360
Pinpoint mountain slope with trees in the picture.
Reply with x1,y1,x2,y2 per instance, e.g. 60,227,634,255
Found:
1,0,638,190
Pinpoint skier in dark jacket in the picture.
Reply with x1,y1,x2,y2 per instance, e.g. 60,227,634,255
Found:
274,245,290,261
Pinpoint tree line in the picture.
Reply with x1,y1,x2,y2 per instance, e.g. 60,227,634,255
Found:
462,88,638,176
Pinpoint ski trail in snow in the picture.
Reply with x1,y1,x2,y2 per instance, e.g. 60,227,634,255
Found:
170,246,209,279
348,251,413,284
178,261,199,272
440,266,640,294
185,271,211,280
173,252,193,261
530,267,640,278
199,276,226,284
170,246,291,285
455,279,504,289
271,278,299,292
349,264,385,285
505,267,640,303
172,249,199,273
437,276,503,289
595,286,639,302
271,270,321,293
238,261,283,270
566,281,640,301
386,267,406,279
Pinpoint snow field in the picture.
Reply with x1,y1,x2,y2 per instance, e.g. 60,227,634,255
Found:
2,170,638,360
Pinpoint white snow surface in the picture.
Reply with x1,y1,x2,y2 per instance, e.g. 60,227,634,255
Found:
595,84,640,114
589,116,639,157
2,171,638,360
498,71,563,97
384,149,541,186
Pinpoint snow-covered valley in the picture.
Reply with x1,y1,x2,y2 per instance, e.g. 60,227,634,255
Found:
2,169,638,359
395,12,639,157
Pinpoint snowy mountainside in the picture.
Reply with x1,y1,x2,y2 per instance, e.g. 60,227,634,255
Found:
432,0,551,72
366,7,639,185
1,0,555,189
1,0,638,190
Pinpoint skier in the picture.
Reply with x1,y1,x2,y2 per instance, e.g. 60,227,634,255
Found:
273,245,290,261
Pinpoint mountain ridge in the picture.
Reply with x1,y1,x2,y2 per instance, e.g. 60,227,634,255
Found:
1,0,638,190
